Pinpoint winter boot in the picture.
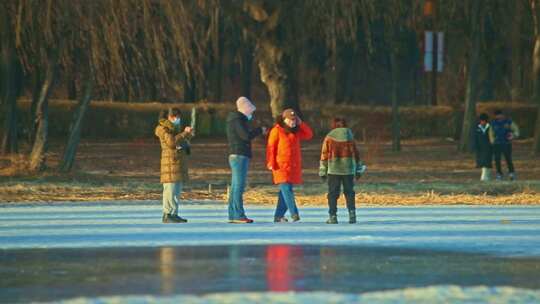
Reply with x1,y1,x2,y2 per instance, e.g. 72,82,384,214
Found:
163,213,188,223
480,167,491,181
274,216,288,223
326,215,338,224
348,210,357,224
174,214,188,223
291,214,301,222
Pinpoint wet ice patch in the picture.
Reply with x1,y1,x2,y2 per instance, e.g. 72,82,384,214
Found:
51,286,540,304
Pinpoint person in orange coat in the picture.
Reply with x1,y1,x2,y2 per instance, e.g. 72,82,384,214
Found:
266,109,313,222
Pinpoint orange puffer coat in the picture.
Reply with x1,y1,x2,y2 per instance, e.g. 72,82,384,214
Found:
266,122,313,184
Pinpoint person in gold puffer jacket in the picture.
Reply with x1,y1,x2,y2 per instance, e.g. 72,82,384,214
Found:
155,108,193,223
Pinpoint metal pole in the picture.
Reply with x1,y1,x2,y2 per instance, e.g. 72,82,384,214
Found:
431,28,438,106
424,0,438,106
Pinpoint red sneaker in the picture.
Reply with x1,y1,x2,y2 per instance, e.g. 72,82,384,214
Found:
229,218,254,224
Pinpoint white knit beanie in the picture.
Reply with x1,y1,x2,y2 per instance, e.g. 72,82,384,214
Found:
236,96,256,116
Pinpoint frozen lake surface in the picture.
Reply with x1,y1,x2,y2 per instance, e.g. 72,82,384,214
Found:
1,201,540,303
1,201,540,255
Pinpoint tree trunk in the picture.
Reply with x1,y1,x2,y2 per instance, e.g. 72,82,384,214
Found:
458,0,482,152
532,0,540,154
257,39,298,118
330,42,352,105
28,67,42,143
390,52,401,152
239,29,253,99
534,94,540,155
29,60,57,172
68,78,77,100
510,1,524,101
341,45,356,104
328,4,338,104
183,67,197,103
209,6,223,103
60,73,93,172
0,6,18,155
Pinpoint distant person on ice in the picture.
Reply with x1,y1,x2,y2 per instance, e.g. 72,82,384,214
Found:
155,108,193,223
489,109,519,181
319,117,366,224
266,109,313,223
473,113,493,181
226,97,266,223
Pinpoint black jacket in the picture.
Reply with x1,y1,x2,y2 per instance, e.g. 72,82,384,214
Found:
226,111,262,158
473,123,492,168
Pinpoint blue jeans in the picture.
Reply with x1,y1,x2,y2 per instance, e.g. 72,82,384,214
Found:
228,154,250,220
162,182,182,215
274,183,299,218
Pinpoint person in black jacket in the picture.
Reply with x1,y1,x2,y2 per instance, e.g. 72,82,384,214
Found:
473,113,493,181
226,97,267,223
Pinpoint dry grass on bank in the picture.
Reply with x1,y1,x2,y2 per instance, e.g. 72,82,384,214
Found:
1,137,539,205
245,189,540,206
1,178,539,205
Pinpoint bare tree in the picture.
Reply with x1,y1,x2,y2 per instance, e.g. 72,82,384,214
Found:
0,2,21,155
458,0,484,152
60,69,93,172
532,0,540,155
381,1,417,152
235,1,301,117
29,49,59,172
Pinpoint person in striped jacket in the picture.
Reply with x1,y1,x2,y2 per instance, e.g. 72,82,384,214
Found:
319,117,366,224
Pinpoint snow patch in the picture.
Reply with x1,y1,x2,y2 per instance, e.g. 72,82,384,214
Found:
49,286,540,304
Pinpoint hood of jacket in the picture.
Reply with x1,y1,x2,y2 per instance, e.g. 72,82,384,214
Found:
326,127,353,142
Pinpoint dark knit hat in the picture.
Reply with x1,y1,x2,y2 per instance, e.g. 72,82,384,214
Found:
282,108,296,120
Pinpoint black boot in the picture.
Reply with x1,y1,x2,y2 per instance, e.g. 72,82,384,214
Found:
163,213,188,223
326,215,338,224
174,214,188,223
349,210,356,224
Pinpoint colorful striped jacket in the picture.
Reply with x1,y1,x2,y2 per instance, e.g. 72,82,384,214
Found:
319,127,364,176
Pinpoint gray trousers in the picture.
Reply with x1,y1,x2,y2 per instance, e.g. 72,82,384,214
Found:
162,182,182,215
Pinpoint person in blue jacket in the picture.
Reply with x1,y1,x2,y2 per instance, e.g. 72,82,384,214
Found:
489,109,519,181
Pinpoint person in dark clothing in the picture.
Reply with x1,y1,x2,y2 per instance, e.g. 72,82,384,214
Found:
226,97,266,223
319,118,366,224
473,113,493,181
489,109,519,181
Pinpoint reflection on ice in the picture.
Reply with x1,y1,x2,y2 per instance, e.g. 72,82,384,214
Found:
266,245,304,292
3,245,539,303
159,247,175,294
